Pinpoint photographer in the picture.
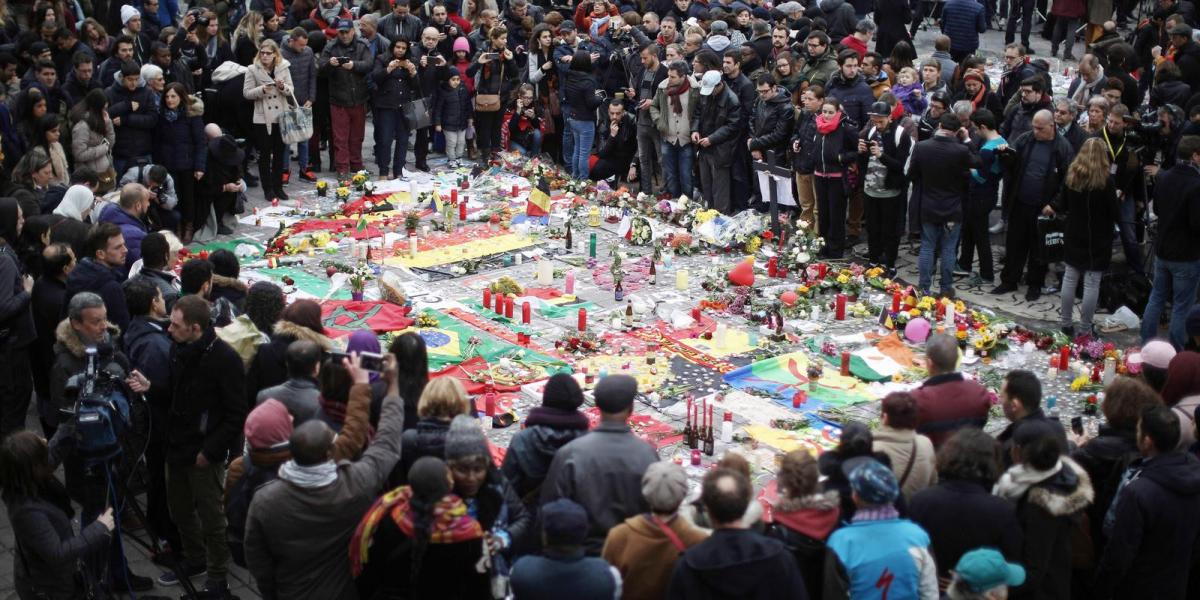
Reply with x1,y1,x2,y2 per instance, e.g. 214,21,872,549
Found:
1091,105,1146,277
505,83,545,157
468,26,518,161
414,27,450,173
371,38,418,181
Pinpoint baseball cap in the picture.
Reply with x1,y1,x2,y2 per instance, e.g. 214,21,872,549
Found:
954,548,1026,593
559,20,576,32
867,101,890,117
335,18,354,31
710,20,729,34
847,458,899,505
699,70,723,96
1139,339,1177,370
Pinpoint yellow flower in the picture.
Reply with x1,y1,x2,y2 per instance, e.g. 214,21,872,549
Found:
908,308,921,317
797,285,810,294
1070,375,1090,392
837,274,850,284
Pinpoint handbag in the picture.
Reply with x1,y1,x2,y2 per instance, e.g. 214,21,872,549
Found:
475,63,504,112
278,92,313,145
404,96,433,130
1037,214,1066,263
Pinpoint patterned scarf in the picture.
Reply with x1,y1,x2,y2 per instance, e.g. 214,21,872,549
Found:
349,487,484,576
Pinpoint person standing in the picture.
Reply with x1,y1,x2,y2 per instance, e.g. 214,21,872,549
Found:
651,60,698,199
940,0,987,62
912,334,992,448
153,84,206,241
561,50,602,179
318,18,372,178
791,87,824,230
244,39,293,203
1141,135,1200,349
857,101,911,270
281,28,317,183
468,27,517,162
811,96,858,258
958,109,1003,286
0,198,34,435
909,113,975,297
630,43,667,196
1046,138,1119,337
691,70,741,215
512,498,622,600
371,38,418,181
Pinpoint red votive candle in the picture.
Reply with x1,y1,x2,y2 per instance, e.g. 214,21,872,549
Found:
578,308,587,332
504,297,514,319
494,293,504,314
892,291,901,313
483,288,492,310
1059,346,1071,372
835,294,847,321
840,351,851,376
521,301,531,324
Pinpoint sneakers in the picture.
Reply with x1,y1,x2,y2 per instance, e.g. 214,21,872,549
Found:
953,264,971,277
157,562,206,586
967,274,993,286
281,170,291,185
991,283,1017,295
299,169,318,182
1041,284,1060,295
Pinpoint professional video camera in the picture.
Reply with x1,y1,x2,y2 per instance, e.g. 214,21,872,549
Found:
63,346,132,462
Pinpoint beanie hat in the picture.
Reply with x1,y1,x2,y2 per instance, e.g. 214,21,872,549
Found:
848,458,899,505
964,69,984,84
542,372,584,410
121,5,139,25
642,461,689,513
453,36,470,53
541,499,589,546
594,374,638,413
444,414,490,462
1140,340,1177,370
244,399,294,449
446,66,461,79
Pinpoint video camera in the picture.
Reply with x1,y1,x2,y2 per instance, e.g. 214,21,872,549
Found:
63,346,131,462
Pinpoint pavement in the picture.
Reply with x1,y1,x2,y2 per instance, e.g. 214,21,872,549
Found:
0,19,1109,600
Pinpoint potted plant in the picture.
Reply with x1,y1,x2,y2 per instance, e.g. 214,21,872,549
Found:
349,261,373,301
404,210,422,235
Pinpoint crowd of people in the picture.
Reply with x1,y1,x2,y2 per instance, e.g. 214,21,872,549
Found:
1,0,1200,599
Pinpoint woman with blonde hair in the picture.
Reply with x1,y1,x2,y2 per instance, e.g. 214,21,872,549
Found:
1045,137,1118,337
1082,96,1109,134
232,10,266,66
243,37,293,205
389,377,473,486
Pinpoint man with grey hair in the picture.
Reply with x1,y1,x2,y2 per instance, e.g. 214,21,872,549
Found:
601,461,708,598
911,333,992,448
1052,98,1087,151
838,18,874,60
1067,54,1105,107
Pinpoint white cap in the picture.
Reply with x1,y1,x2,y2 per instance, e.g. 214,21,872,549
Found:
699,70,722,96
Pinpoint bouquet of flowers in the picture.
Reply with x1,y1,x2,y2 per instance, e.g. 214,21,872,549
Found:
777,222,825,273
348,261,373,293
629,215,654,246
404,210,423,233
351,170,370,191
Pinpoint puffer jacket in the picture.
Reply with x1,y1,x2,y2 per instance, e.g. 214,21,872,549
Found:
825,71,874,127
433,84,472,130
690,84,741,165
105,80,158,160
70,115,115,175
281,43,317,105
318,36,373,107
389,416,451,486
244,59,295,129
153,96,207,173
747,87,794,158
8,493,111,600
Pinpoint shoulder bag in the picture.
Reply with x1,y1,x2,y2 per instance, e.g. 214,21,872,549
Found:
475,63,504,112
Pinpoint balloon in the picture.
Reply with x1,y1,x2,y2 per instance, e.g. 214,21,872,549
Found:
905,317,931,344
728,258,756,287
780,290,798,306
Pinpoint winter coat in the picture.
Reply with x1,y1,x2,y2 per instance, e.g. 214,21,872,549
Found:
97,204,147,271
153,98,207,173
389,416,452,487
909,479,1023,585
1001,96,1052,141
104,80,158,160
1048,181,1119,271
651,76,699,145
371,55,417,110
800,50,839,90
308,5,353,40
1069,425,1139,562
910,134,976,223
747,87,794,157
63,257,129,333
7,494,111,600
70,117,116,177
806,0,858,40
995,457,1094,600
318,37,373,107
281,44,317,106
0,243,33,348
602,513,708,600
209,274,246,315
561,69,602,122
61,70,102,110
666,528,807,600
912,373,992,448
511,549,620,600
378,13,425,48
244,394,404,600
466,50,518,98
1000,131,1075,217
1095,452,1200,600
129,268,179,313
541,421,660,555
161,325,246,466
872,426,938,501
256,377,321,424
857,121,914,194
29,275,65,399
122,316,172,437
502,418,588,507
1174,41,1200,90
825,72,874,127
470,468,532,557
1151,161,1200,262
244,59,295,130
245,320,333,408
825,516,939,600
691,85,742,166
1151,79,1193,109
764,491,840,600
48,320,129,426
433,84,472,131
595,113,637,165
791,110,819,173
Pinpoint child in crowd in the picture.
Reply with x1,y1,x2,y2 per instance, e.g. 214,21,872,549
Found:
891,67,927,115
434,67,474,167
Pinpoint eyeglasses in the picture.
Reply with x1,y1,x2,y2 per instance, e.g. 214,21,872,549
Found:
806,42,823,48
757,88,771,95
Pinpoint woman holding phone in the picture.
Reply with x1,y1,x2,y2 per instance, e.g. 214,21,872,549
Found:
372,38,419,180
244,38,294,205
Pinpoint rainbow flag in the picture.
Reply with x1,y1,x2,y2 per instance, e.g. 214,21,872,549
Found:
722,352,874,415
526,177,550,217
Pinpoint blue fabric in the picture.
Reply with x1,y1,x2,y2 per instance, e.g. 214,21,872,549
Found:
98,203,148,271
1140,258,1200,349
827,518,931,600
511,129,543,157
661,141,694,199
510,552,617,600
940,0,987,52
565,118,594,180
373,107,410,176
919,221,962,294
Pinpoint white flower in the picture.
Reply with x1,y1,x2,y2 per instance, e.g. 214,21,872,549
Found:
797,252,811,264
798,220,809,228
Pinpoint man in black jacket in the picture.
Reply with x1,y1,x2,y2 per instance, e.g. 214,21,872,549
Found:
153,294,246,593
318,19,373,177
1094,405,1200,600
909,113,976,297
629,42,668,197
105,61,158,174
1140,135,1200,348
590,100,639,182
692,70,741,214
722,48,756,211
747,74,794,161
858,101,912,269
61,51,101,109
63,223,130,332
993,109,1074,301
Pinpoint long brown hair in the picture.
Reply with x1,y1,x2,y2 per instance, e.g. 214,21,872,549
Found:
0,431,55,503
1065,137,1111,192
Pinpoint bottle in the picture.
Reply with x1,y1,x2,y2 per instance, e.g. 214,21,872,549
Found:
649,260,657,285
682,405,692,448
614,281,624,301
565,221,573,250
624,301,634,327
703,408,715,456
721,411,733,443
688,405,699,449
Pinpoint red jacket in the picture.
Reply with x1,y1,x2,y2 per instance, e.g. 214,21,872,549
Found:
309,6,353,39
839,34,867,61
913,372,992,448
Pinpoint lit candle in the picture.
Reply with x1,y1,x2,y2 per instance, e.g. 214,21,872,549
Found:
767,256,778,278
504,297,514,319
1059,346,1071,375
835,294,847,320
450,188,458,204
1103,357,1116,383
676,268,689,290
565,271,575,295
521,301,531,324
714,323,727,348
840,351,851,376
892,291,901,313
691,307,702,323
511,184,519,197
408,234,418,258
578,307,587,332
538,259,554,285
483,288,492,309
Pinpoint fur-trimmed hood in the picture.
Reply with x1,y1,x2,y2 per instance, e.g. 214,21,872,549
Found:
996,456,1094,517
186,95,205,118
771,490,840,540
54,318,121,358
273,319,333,350
212,273,248,294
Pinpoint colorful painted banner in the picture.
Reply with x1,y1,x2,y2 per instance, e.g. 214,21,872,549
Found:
402,309,568,372
382,225,541,269
259,266,352,300
722,352,875,414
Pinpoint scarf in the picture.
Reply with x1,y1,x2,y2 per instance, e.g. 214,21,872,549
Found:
278,459,338,488
890,101,904,121
968,85,985,111
993,459,1063,501
816,111,843,135
164,107,180,123
524,406,589,430
319,3,342,24
667,79,690,114
350,486,484,576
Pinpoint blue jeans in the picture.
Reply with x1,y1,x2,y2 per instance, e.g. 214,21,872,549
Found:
661,141,694,198
287,140,309,172
564,117,594,179
919,221,962,294
1140,258,1200,349
373,107,410,176
511,129,543,157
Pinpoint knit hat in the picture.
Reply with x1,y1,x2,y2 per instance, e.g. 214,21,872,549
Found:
776,1,804,14
1140,340,1177,370
245,399,294,449
446,66,461,79
444,414,490,461
848,458,899,505
120,5,140,25
453,36,470,53
955,548,1026,593
541,499,589,546
641,461,689,513
594,375,638,413
542,373,584,410
963,69,984,84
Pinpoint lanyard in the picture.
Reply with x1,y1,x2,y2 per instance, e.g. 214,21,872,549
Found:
1102,127,1124,161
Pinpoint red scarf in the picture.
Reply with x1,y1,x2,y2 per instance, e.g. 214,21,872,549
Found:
667,79,690,114
890,101,904,121
349,487,483,577
816,111,843,135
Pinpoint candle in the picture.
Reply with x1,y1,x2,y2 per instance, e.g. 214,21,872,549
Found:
676,268,689,290
691,307,702,323
483,288,492,309
494,292,504,315
892,291,901,313
588,233,597,258
1103,357,1116,383
511,184,519,197
840,351,851,376
450,188,458,204
944,303,955,328
767,256,778,278
458,198,467,221
504,297,514,319
835,294,847,320
792,391,802,408
578,307,587,332
714,323,727,348
1059,346,1071,375
817,263,827,279
538,259,554,285
691,449,701,466
521,301,531,324
408,234,418,258
565,271,575,295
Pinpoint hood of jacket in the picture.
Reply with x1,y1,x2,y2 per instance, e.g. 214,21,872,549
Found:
124,316,168,351
185,95,205,118
272,319,333,350
681,529,790,594
70,257,125,294
771,490,840,540
1025,457,1095,517
211,60,248,84
55,318,121,359
513,425,585,476
1139,451,1200,496
212,273,248,295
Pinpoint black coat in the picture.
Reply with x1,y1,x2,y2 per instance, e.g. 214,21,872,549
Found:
63,258,129,333
502,422,587,505
1151,160,1200,261
245,320,330,409
1175,41,1200,91
390,417,451,487
104,80,158,161
1049,181,1119,270
909,479,1023,583
7,492,111,600
371,55,417,110
433,84,472,130
0,243,33,348
595,113,637,166
153,109,207,173
748,88,794,157
29,276,65,398
1003,459,1094,600
161,326,246,466
825,72,874,128
1151,79,1193,109
857,121,913,193
1000,131,1075,217
691,85,742,165
467,50,518,98
791,110,819,173
1095,452,1200,600
1070,426,1139,562
666,529,807,600
909,135,976,224
318,37,373,107
561,70,601,122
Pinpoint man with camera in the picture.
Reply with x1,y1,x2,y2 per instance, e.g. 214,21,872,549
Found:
1090,104,1146,277
318,18,373,178
414,26,449,173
